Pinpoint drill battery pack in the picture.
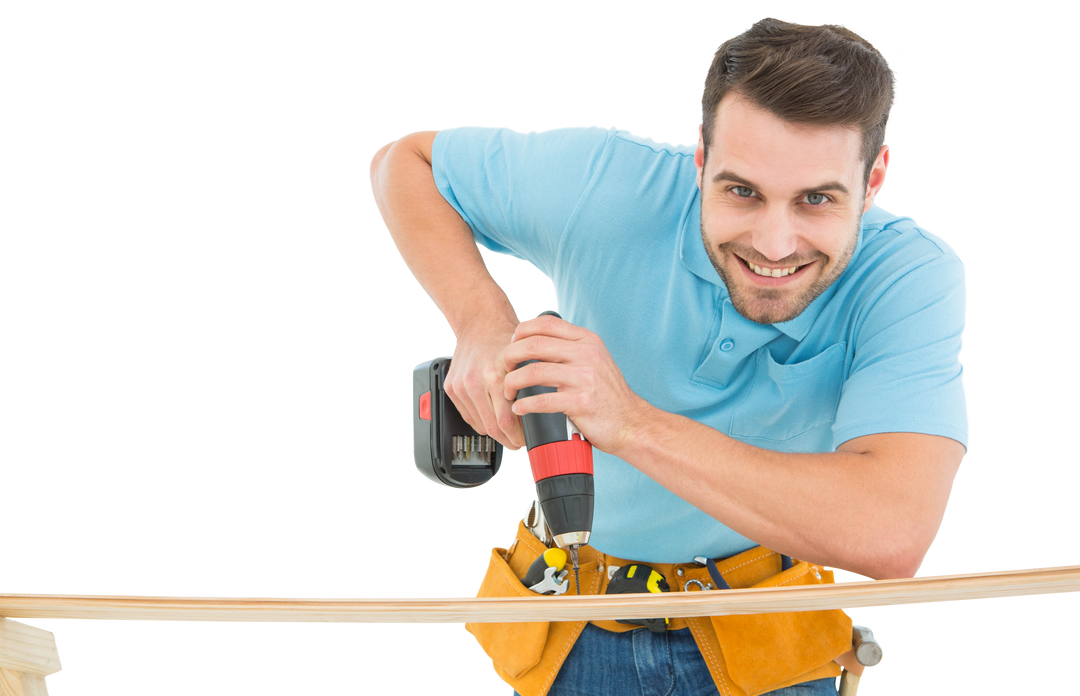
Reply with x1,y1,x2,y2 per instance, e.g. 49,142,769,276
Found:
413,357,503,488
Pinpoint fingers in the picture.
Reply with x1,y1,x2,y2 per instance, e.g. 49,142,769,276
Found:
443,317,525,450
445,362,525,450
442,370,483,435
490,387,526,449
476,372,525,449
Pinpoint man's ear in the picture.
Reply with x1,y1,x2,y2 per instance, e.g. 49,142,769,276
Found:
859,141,894,215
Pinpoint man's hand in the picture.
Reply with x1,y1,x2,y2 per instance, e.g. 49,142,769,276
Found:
502,314,650,454
445,319,525,450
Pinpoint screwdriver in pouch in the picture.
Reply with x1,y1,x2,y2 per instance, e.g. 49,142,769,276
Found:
516,311,594,595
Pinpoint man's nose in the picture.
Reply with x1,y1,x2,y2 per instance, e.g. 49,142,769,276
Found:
751,226,803,264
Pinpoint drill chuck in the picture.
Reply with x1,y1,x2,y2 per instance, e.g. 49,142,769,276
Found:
534,472,593,548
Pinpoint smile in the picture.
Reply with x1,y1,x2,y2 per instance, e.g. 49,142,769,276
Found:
738,253,812,283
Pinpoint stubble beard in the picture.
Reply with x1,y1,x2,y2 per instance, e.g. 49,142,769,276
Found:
700,213,861,325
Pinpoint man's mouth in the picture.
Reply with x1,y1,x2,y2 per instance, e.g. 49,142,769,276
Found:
736,255,809,278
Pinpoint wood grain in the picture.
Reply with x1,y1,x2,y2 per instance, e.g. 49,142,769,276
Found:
0,565,1076,624
0,621,60,676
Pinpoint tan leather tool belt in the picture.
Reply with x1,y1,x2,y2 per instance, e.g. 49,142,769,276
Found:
467,521,851,696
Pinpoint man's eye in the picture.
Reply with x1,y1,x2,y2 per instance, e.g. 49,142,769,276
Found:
732,186,755,198
730,185,829,205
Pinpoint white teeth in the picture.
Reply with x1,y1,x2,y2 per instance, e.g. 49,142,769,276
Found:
748,261,801,277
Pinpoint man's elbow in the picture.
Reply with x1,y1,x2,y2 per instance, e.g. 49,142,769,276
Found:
873,554,922,580
864,544,924,583
876,561,920,579
370,141,395,188
889,514,950,579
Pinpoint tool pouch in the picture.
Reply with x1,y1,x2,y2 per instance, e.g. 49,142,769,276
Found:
465,522,590,696
709,560,851,696
468,524,848,696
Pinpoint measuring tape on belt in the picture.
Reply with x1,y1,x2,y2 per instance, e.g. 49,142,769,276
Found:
605,564,671,633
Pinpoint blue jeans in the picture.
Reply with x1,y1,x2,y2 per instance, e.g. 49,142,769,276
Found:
517,623,837,696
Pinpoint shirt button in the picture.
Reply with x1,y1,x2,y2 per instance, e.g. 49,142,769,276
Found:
720,339,735,352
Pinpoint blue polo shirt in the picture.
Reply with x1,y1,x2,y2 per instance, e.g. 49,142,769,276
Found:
433,127,967,563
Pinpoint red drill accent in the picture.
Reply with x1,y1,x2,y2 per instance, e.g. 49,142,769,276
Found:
528,438,593,481
418,391,432,421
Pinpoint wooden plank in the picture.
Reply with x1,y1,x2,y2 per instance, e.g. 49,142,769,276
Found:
0,669,49,696
0,618,63,678
0,565,1076,624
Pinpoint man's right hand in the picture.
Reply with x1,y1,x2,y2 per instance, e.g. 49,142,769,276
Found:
444,321,525,450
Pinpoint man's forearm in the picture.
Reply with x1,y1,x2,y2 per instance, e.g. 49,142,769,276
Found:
616,402,964,580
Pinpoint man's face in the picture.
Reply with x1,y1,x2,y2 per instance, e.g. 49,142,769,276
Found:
695,95,887,324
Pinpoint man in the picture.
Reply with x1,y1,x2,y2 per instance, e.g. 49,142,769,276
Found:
371,18,966,696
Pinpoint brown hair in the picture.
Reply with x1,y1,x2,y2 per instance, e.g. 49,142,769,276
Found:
702,18,894,183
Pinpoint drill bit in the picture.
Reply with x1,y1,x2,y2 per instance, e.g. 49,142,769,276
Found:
569,545,581,595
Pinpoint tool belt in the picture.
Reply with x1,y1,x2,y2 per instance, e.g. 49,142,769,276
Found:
466,521,851,696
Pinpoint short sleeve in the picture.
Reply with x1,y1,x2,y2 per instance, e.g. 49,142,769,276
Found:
832,253,968,448
431,127,613,276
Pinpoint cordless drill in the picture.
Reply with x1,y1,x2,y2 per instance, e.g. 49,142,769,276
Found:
413,312,594,591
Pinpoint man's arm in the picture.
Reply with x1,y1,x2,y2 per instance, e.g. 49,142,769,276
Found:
625,415,963,580
369,129,520,339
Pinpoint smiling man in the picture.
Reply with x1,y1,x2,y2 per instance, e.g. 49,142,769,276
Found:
372,18,966,696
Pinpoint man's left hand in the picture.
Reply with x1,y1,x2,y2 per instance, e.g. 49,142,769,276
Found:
502,314,648,455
